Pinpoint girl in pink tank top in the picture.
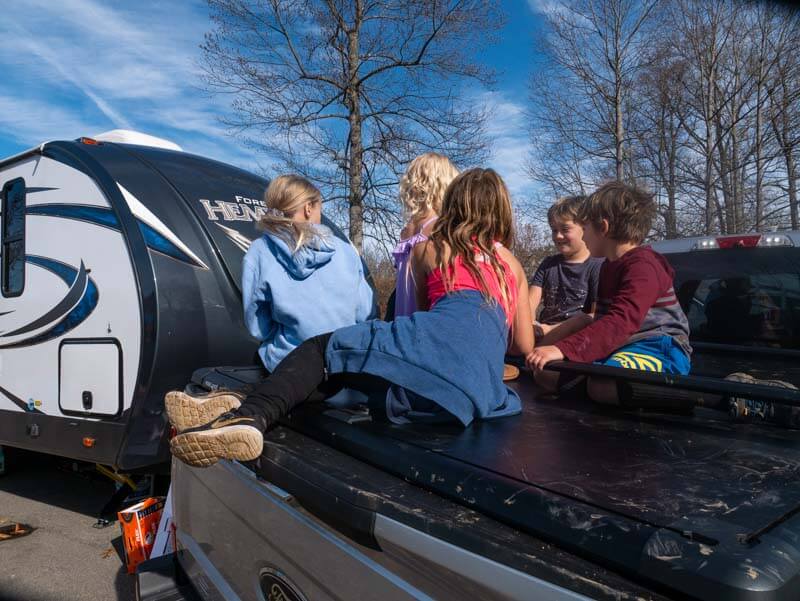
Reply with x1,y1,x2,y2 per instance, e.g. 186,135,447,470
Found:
392,153,459,317
426,242,519,320
413,168,533,348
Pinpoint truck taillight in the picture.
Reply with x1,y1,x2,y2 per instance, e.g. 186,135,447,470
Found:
759,234,794,247
716,235,761,249
693,237,718,250
693,233,794,250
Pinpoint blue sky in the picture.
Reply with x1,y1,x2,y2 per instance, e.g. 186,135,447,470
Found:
0,0,549,201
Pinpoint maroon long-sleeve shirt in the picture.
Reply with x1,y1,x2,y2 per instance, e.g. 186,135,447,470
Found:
554,246,691,363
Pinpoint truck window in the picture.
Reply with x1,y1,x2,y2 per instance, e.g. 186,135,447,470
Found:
668,247,800,349
2,178,25,297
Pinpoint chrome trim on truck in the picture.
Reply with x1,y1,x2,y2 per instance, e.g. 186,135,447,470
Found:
374,515,593,601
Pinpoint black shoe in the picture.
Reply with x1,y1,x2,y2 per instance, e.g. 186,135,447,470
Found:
725,373,800,429
169,412,263,467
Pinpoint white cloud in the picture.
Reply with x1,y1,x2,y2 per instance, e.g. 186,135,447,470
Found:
527,0,562,16
0,94,106,148
0,0,260,171
474,90,539,204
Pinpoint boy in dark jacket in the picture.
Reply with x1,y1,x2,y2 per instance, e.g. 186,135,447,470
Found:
527,182,691,403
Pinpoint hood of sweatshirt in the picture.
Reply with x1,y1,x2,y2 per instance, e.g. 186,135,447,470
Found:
264,225,336,280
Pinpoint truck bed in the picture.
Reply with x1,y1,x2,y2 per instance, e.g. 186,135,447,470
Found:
192,365,800,600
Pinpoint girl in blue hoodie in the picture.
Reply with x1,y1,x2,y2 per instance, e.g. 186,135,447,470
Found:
242,174,374,372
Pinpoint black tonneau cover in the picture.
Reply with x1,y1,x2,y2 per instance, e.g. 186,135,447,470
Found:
193,367,800,600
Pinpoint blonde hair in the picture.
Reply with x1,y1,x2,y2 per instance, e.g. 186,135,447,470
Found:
258,175,323,250
398,153,459,222
429,168,515,320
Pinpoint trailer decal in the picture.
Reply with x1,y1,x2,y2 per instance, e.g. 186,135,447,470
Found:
118,184,209,270
215,223,254,252
1,256,88,337
0,383,42,414
26,203,207,269
27,204,120,230
0,256,98,349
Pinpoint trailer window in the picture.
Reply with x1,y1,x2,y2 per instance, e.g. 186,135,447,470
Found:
667,247,800,349
2,178,25,297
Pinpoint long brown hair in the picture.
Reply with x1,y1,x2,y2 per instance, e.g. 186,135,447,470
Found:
429,168,515,314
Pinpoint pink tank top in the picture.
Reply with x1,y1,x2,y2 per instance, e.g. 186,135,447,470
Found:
392,216,437,317
426,243,518,321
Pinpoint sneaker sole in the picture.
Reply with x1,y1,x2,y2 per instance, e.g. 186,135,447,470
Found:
165,391,242,432
503,364,520,381
170,425,263,467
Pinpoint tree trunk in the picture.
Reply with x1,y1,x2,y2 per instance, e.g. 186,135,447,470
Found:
615,83,624,181
704,44,717,233
614,32,624,181
788,149,798,229
755,91,764,230
731,119,742,232
346,8,364,252
667,139,678,238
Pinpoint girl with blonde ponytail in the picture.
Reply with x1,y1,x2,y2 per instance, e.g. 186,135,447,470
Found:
241,174,374,372
259,175,325,250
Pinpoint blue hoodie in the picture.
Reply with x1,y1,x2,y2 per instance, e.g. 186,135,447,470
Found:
242,225,375,371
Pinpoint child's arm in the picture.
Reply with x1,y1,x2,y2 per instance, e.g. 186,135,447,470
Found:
537,312,593,345
410,242,431,311
355,255,376,321
501,250,534,355
529,284,542,322
242,249,276,342
554,257,662,363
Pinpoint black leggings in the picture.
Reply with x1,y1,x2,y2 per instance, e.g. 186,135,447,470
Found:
237,333,389,432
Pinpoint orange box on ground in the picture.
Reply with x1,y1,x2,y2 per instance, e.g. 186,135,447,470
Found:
118,497,165,574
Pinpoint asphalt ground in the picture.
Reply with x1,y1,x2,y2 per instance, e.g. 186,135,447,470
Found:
0,447,136,601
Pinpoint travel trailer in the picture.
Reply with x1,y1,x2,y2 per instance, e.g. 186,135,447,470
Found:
0,131,347,471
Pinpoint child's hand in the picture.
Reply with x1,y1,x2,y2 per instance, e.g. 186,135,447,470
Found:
526,345,565,372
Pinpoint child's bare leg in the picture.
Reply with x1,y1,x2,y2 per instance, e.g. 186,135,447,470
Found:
539,313,593,345
587,377,620,404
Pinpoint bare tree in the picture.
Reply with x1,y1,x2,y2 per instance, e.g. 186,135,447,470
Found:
202,0,500,251
632,42,690,239
527,0,659,199
765,6,800,229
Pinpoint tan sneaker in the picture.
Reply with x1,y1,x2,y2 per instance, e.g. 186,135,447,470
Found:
503,364,520,381
169,412,263,467
165,390,243,433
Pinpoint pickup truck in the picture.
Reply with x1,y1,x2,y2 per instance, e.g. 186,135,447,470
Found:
136,231,800,601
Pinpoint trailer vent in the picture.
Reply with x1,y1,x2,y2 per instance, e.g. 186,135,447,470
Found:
91,130,182,151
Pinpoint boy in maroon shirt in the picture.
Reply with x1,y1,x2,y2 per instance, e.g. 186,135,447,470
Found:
527,182,691,403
